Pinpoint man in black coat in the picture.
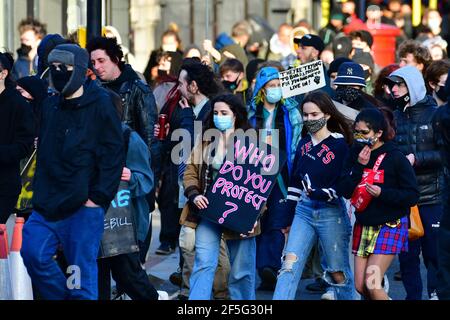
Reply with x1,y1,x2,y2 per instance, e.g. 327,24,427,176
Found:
0,52,34,224
386,65,444,300
87,37,159,263
433,69,450,300
20,44,124,300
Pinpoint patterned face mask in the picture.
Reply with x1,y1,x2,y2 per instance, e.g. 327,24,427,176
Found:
336,86,361,103
304,117,327,134
354,132,378,147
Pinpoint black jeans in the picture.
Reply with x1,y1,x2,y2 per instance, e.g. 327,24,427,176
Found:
437,178,450,299
98,252,159,300
0,194,19,224
400,203,443,299
157,165,182,247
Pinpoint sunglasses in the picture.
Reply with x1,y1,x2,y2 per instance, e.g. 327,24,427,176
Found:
354,129,371,135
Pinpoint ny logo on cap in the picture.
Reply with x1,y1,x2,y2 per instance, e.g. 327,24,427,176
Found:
347,68,353,75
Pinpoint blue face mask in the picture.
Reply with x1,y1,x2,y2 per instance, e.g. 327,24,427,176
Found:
214,115,234,131
265,87,282,104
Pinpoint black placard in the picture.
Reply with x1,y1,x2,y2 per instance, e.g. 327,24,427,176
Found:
200,139,286,234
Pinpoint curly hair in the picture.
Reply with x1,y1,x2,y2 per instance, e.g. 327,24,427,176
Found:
355,107,395,142
180,61,220,98
18,17,47,38
398,40,432,72
86,36,125,69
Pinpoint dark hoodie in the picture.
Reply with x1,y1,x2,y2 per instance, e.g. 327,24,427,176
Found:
0,87,34,196
32,80,124,221
16,75,48,135
337,141,419,226
37,34,67,80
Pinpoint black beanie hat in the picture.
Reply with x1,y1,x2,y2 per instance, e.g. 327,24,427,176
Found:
328,57,352,76
48,44,88,97
16,76,48,104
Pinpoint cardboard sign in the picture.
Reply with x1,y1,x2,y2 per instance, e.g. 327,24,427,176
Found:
279,60,326,98
200,139,286,234
99,181,139,259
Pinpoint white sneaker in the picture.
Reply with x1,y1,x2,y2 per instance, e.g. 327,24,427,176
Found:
321,288,336,300
157,290,169,300
430,291,439,300
382,275,389,294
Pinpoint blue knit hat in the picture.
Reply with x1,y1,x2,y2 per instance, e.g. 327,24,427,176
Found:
333,61,366,87
252,67,280,99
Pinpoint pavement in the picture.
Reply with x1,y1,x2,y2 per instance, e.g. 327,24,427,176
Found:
4,210,427,300
144,209,429,301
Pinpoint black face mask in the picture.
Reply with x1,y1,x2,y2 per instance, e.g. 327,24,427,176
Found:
50,65,73,95
157,69,169,78
390,93,410,110
335,87,361,103
435,85,448,102
222,78,240,92
20,43,32,56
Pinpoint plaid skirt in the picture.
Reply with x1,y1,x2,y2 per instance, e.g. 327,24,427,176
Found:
352,216,409,258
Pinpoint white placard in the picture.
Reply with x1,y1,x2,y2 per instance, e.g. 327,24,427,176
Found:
279,60,326,99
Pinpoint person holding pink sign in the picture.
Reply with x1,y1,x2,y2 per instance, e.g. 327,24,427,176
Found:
182,94,258,300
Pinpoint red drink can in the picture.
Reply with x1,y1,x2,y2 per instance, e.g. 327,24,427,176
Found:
158,114,168,140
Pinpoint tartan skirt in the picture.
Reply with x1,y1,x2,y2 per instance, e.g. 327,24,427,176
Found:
352,216,409,257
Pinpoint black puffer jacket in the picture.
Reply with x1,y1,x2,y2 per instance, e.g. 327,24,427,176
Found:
394,95,443,205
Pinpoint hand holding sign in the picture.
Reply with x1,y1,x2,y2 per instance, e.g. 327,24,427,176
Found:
193,195,209,210
279,60,326,99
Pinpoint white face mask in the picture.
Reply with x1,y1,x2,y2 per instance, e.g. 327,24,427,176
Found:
162,44,177,52
428,20,441,31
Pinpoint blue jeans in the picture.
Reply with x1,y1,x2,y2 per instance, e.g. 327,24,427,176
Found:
189,219,256,300
273,197,355,300
399,203,443,300
256,184,292,272
21,207,104,300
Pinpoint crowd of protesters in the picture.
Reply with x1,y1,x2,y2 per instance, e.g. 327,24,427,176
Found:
1,0,450,301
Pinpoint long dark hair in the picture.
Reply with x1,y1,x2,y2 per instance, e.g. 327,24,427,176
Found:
208,94,251,131
354,107,395,142
0,52,15,88
301,90,353,144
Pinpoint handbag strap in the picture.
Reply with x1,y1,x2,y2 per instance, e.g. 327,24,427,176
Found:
372,153,386,171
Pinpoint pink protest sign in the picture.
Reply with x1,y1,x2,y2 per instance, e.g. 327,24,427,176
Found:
199,140,286,234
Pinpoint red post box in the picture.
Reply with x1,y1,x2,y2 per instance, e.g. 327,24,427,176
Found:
369,24,401,68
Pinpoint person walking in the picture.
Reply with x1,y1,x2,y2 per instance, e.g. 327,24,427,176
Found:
0,52,34,224
273,91,355,300
338,108,419,300
21,44,124,300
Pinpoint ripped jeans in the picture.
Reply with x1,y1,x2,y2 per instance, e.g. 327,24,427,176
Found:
273,197,355,300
